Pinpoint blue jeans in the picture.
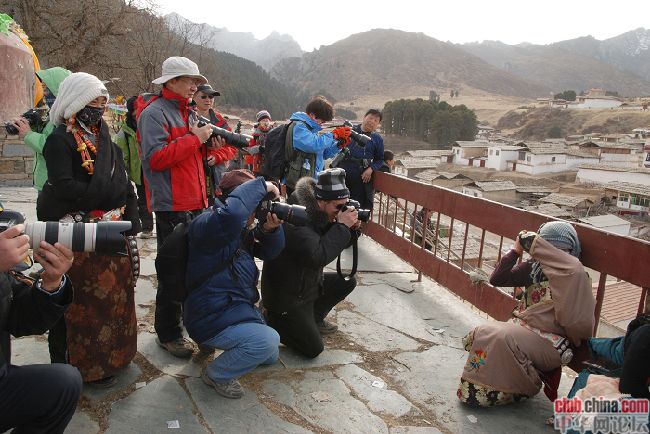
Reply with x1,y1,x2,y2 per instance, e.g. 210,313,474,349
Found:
203,322,279,383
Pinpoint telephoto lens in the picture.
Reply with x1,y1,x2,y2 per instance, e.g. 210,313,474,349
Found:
257,200,309,226
342,120,371,146
24,221,132,254
197,116,253,149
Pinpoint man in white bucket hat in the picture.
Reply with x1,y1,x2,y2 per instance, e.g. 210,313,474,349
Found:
137,57,212,358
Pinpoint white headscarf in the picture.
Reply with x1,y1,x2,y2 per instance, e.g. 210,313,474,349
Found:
49,72,109,126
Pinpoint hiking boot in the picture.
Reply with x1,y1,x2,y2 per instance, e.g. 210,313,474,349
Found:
316,319,338,335
156,337,193,359
195,343,216,360
201,370,244,399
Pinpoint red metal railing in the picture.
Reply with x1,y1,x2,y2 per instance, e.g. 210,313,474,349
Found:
366,172,650,329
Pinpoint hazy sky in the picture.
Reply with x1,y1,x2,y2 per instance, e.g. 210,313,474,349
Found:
155,0,649,51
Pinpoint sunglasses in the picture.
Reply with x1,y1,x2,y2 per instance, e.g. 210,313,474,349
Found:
199,95,214,99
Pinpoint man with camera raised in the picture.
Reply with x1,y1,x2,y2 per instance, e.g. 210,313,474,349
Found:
183,170,284,399
335,109,384,211
138,56,213,358
261,168,360,358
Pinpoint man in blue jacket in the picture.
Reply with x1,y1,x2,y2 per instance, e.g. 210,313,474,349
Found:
183,170,284,399
285,96,351,194
335,109,385,211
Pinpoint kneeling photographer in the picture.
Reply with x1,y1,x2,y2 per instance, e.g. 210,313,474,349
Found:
183,170,285,399
261,168,360,359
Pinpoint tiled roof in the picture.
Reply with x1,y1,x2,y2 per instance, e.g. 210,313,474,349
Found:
579,164,650,173
539,193,594,207
474,181,517,192
592,282,643,324
578,214,630,229
395,158,439,169
515,186,554,193
452,141,490,148
403,150,454,158
414,170,467,182
603,181,650,196
524,203,573,217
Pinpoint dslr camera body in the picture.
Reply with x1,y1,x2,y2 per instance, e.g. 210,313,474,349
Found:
338,199,371,222
0,209,132,255
4,108,45,135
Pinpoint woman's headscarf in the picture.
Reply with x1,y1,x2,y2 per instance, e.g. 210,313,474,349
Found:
530,221,581,283
49,72,109,126
538,221,581,258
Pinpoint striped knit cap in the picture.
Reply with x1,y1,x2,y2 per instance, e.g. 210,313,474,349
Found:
314,168,350,200
538,221,581,257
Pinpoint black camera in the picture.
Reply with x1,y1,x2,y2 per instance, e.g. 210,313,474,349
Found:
0,209,132,255
197,116,253,149
343,121,371,146
337,199,371,222
4,108,45,135
257,200,309,226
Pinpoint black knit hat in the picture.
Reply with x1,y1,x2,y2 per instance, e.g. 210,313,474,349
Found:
314,168,350,200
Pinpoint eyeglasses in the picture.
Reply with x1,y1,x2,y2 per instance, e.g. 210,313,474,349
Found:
200,95,214,99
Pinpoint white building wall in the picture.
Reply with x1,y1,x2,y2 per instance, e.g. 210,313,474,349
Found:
577,168,650,185
568,99,623,109
600,153,642,168
566,156,599,168
487,149,519,171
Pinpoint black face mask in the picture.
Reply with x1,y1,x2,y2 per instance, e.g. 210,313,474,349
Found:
77,106,104,126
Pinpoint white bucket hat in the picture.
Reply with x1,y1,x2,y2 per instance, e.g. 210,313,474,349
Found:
152,56,208,85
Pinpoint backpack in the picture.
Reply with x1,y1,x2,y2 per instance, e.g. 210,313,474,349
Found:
260,121,315,188
155,222,238,303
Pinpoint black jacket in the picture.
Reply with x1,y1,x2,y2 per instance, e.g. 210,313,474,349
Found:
261,177,352,313
0,272,72,379
37,121,140,235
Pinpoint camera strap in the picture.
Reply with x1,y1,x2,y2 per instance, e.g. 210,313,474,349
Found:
336,234,358,280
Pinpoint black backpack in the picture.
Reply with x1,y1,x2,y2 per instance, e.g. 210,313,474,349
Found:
155,222,238,303
260,121,314,188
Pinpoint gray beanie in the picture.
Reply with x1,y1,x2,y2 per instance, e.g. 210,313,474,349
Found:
49,72,109,126
314,168,350,201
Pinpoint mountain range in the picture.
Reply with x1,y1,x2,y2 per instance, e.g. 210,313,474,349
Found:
164,13,650,103
165,13,303,70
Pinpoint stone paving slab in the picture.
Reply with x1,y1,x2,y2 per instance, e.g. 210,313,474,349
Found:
335,364,418,418
105,376,206,434
83,362,141,402
359,272,422,293
275,347,363,370
186,377,310,434
326,236,415,273
137,333,202,378
10,336,50,365
384,344,572,434
67,411,100,434
134,278,156,319
138,257,157,278
390,427,444,434
262,370,389,433
338,310,421,352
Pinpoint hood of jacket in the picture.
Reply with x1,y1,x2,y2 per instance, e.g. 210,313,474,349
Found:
291,176,330,230
289,112,322,132
35,67,72,97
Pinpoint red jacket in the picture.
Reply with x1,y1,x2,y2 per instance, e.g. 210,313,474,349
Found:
137,88,207,211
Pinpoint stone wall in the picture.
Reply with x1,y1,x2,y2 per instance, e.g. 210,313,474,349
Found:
0,131,34,186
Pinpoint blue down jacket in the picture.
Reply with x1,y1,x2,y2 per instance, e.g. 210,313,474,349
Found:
183,177,285,344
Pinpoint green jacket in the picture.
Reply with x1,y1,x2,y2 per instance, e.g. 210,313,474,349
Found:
24,67,71,190
113,123,142,185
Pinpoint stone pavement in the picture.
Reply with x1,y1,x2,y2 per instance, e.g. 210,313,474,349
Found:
1,187,572,433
